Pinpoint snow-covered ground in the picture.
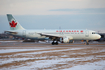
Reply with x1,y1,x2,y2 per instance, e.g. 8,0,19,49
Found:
0,48,57,53
0,46,105,70
64,60,105,70
0,49,41,53
0,41,21,42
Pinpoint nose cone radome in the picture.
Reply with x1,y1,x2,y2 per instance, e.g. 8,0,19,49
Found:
98,35,101,39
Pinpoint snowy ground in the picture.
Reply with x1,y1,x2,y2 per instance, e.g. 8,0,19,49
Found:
0,44,105,70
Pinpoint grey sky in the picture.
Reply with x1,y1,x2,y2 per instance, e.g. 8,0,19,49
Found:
0,0,105,33
0,0,105,15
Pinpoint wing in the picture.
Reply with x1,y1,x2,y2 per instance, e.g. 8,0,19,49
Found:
38,33,63,39
38,33,73,40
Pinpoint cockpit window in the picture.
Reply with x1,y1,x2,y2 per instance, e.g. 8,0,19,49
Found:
92,32,97,34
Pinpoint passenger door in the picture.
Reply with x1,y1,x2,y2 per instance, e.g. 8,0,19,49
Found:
85,30,89,37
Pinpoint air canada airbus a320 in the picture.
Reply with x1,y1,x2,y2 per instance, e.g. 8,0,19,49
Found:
5,14,101,45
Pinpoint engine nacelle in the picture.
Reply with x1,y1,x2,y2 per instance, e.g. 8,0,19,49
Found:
63,37,70,43
60,36,73,43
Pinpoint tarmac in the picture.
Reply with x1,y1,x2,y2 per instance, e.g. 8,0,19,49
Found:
0,41,105,70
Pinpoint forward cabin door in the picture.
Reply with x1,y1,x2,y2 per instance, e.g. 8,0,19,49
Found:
85,30,89,37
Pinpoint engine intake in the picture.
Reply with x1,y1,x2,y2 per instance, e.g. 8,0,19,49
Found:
60,36,73,43
63,37,69,43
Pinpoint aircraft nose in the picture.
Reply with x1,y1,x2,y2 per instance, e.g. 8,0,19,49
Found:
98,35,101,39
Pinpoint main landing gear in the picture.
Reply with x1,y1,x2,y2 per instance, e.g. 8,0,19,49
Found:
52,40,58,45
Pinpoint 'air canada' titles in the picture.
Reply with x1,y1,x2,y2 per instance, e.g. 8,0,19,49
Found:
56,30,83,32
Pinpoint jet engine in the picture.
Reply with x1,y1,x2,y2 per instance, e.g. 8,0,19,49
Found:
60,36,73,43
63,37,70,43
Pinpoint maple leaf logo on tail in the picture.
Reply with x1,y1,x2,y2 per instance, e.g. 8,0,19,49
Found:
9,21,17,27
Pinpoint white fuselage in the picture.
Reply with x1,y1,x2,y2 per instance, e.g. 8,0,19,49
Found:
8,29,101,41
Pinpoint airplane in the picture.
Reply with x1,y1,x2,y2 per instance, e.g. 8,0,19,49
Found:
5,14,101,45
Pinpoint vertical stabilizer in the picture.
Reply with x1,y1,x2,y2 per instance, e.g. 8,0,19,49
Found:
7,14,25,30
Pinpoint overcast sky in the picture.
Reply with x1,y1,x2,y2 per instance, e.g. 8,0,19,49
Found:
0,0,105,33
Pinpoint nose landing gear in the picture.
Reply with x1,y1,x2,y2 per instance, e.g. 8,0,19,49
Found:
85,40,89,45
